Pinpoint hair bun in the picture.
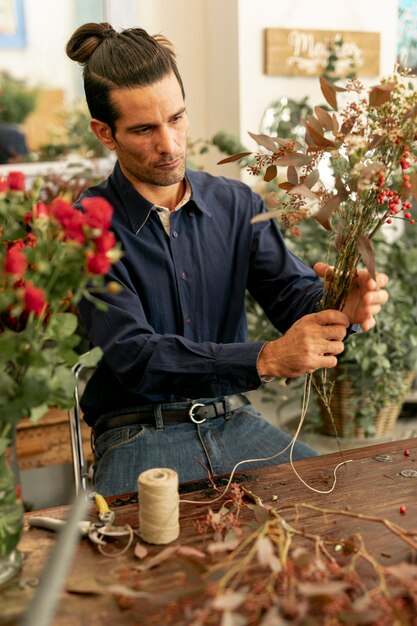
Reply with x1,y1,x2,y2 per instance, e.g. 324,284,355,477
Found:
66,22,115,64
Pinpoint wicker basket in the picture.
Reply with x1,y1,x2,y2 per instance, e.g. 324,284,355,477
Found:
317,368,415,439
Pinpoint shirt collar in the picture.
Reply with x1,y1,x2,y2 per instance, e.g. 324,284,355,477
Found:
109,161,212,234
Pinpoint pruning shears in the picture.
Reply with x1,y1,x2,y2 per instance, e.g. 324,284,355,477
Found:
28,492,130,546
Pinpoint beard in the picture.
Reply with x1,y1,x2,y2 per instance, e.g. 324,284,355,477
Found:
118,150,187,188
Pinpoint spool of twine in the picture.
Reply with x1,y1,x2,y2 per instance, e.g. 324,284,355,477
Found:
138,467,180,544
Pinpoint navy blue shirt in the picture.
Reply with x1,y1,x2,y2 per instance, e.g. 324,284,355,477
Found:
78,162,323,425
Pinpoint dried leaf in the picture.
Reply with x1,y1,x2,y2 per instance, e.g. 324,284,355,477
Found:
274,153,312,167
287,166,299,185
217,151,252,165
319,76,346,110
134,541,149,560
313,195,340,230
306,114,324,134
298,580,348,597
314,106,334,131
248,131,278,152
211,591,246,611
250,210,281,224
251,503,271,524
367,134,385,151
303,169,320,189
302,122,336,148
369,82,396,107
135,545,178,571
356,236,376,280
266,191,281,208
278,182,295,191
177,545,206,559
340,118,355,135
207,539,240,554
256,536,282,572
288,184,318,201
334,175,349,201
332,112,340,136
385,561,417,580
264,164,277,182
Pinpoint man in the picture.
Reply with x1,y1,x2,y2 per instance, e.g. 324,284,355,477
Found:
66,23,388,497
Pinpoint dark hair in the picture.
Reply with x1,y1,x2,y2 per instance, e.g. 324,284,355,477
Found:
66,22,185,133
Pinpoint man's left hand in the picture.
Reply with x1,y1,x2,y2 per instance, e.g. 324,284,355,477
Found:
314,262,389,332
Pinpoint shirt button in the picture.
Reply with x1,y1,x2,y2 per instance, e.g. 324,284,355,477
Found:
172,230,178,238
185,317,191,324
188,211,195,217
181,272,188,280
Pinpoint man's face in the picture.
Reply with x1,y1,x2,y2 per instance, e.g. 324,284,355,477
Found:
100,73,189,190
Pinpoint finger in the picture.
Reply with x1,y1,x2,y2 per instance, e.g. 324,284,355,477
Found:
364,289,388,306
314,309,350,327
361,317,376,332
313,261,333,280
323,326,348,341
321,339,345,355
375,272,389,288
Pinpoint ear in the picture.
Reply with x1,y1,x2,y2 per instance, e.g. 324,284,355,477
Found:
90,119,117,150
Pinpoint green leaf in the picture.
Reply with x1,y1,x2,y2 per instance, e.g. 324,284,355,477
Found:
46,312,78,339
29,403,49,424
77,347,103,368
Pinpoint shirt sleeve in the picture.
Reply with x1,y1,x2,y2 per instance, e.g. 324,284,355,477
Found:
78,266,265,402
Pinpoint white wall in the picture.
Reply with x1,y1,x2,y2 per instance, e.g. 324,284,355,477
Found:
235,0,399,153
0,0,76,99
0,0,400,175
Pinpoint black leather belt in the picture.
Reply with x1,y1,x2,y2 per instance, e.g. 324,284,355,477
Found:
93,394,250,441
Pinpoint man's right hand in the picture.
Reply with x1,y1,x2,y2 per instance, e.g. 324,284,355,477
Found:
257,310,350,380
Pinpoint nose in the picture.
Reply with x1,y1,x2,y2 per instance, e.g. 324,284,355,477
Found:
156,126,176,155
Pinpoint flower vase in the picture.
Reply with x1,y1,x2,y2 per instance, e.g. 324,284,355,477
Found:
0,433,24,587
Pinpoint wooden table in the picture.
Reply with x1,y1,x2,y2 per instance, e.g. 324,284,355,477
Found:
3,437,417,625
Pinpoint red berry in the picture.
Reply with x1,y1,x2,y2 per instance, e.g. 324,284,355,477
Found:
404,450,410,456
386,218,393,224
410,220,416,225
400,505,406,514
405,212,412,219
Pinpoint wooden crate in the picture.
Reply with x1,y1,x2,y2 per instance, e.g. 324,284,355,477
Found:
16,407,93,470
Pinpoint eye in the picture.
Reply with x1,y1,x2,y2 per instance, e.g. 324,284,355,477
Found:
134,126,152,135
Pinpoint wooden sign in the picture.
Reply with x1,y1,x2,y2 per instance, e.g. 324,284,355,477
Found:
264,28,380,77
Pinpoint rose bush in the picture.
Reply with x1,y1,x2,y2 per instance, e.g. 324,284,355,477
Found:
0,171,121,442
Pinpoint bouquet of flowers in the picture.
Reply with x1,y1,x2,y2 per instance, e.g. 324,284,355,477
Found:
220,67,417,427
0,170,121,578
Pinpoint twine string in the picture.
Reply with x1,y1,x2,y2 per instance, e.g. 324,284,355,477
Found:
180,374,352,505
138,467,180,544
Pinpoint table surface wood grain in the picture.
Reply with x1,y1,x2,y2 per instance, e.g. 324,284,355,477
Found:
2,437,417,625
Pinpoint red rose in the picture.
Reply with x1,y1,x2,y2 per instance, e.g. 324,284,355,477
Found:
63,211,87,244
0,177,8,192
51,198,87,243
93,231,116,253
81,197,113,230
7,171,25,191
4,246,27,275
23,282,47,316
87,251,111,275
35,201,50,218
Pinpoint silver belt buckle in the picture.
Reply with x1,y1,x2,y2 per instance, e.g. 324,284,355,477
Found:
189,402,206,424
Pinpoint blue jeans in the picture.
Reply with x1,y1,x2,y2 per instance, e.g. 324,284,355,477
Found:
92,403,318,497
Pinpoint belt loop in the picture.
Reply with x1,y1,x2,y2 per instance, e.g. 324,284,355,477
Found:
154,405,164,430
223,396,232,420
